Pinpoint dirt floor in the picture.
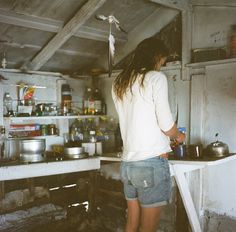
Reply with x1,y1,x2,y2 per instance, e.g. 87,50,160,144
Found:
31,205,126,232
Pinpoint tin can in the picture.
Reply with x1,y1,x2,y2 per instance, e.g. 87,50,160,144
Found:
48,124,57,135
40,124,48,136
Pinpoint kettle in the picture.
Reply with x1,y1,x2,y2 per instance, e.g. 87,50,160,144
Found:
205,133,229,158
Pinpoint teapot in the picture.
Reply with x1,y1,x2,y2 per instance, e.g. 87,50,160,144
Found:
205,133,229,158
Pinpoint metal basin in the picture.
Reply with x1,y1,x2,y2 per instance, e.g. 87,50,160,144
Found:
64,146,87,159
19,139,46,155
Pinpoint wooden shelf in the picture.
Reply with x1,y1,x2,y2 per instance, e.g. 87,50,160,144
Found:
7,135,59,140
4,115,104,122
186,57,236,68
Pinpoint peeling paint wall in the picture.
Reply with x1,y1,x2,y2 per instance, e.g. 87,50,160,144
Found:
192,6,236,51
191,5,236,228
203,210,236,232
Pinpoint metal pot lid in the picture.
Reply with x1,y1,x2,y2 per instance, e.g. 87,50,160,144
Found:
20,138,45,143
208,133,229,148
210,141,228,147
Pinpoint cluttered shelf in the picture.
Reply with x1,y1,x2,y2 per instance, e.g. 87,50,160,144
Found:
4,115,103,122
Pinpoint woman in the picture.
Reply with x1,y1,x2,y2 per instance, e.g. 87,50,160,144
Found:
112,37,185,232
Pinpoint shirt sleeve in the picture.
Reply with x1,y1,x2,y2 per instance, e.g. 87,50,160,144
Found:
152,73,175,132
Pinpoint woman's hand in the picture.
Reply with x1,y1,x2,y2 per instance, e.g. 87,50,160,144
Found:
175,132,186,144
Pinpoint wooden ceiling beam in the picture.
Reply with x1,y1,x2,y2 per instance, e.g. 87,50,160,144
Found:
0,7,126,43
191,0,236,7
3,41,99,58
150,0,191,11
21,0,106,71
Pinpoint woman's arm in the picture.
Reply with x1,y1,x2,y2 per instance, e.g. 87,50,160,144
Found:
163,123,185,143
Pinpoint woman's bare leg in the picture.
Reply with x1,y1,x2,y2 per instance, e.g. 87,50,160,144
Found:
125,199,140,232
139,206,163,232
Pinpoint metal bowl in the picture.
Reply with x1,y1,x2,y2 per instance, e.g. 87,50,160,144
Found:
64,146,87,159
64,146,84,155
20,153,45,163
19,139,46,155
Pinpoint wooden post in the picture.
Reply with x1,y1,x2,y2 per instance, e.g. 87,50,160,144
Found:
27,178,35,198
88,170,99,214
0,181,5,200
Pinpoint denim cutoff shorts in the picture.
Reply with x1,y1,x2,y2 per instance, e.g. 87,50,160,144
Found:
120,156,171,207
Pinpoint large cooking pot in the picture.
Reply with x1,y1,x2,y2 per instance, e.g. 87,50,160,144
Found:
19,139,46,155
19,139,46,162
205,133,229,158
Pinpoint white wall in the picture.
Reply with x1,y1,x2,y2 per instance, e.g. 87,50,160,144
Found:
203,160,236,217
191,6,236,220
192,6,236,51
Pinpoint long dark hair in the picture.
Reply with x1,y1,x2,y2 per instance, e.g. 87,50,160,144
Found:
113,37,169,100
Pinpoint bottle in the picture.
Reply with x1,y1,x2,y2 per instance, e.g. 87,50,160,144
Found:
61,84,72,115
83,87,95,115
70,119,84,144
89,130,97,143
178,127,186,144
3,92,13,116
94,88,102,115
173,127,186,159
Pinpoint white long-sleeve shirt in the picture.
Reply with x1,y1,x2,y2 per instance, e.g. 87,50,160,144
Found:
112,71,174,161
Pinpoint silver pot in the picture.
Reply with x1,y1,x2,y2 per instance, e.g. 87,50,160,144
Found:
19,139,46,155
64,146,84,155
64,146,87,159
206,133,229,158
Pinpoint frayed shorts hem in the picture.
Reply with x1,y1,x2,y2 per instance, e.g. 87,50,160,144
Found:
141,200,169,208
125,197,169,208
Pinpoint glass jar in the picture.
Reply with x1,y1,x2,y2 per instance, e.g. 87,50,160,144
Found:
48,124,57,135
40,124,48,136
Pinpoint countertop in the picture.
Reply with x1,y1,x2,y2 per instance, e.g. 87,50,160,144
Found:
100,152,236,165
0,157,100,181
1,153,236,181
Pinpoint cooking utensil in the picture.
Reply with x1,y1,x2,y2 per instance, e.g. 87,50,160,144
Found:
64,146,88,159
173,144,186,159
19,139,46,155
64,146,84,155
187,144,203,159
20,154,45,162
65,152,88,159
205,133,229,158
175,104,179,125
